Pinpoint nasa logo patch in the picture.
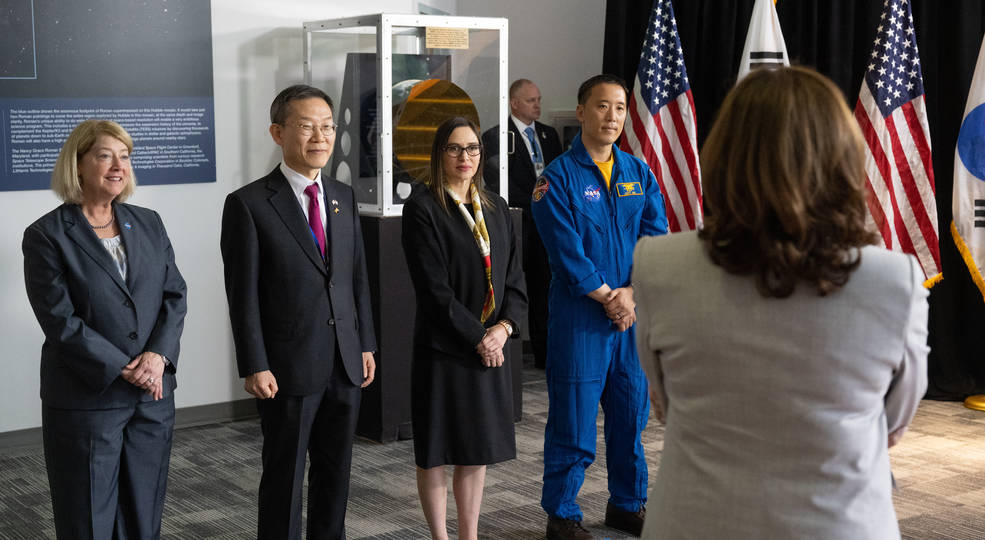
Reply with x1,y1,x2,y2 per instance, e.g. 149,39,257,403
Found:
583,184,601,202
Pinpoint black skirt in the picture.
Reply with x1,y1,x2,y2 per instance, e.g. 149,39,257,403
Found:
411,344,516,469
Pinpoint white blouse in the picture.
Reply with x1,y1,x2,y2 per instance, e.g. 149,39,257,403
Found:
100,235,128,280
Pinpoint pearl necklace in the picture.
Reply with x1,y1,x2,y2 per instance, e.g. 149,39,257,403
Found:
89,214,115,229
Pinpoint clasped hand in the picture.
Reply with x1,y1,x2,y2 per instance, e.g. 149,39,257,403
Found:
476,324,508,368
603,287,636,332
121,351,165,400
244,352,375,400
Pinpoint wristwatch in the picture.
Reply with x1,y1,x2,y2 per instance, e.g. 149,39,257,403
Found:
498,319,514,337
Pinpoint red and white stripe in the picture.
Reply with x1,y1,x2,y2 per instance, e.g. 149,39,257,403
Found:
854,83,941,279
622,84,703,233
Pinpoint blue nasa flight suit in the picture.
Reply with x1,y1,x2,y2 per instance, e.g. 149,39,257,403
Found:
531,133,668,521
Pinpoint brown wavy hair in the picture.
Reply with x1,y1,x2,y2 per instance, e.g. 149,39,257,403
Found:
427,116,494,214
698,66,878,298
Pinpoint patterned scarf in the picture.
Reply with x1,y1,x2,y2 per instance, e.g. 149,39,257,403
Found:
445,183,495,322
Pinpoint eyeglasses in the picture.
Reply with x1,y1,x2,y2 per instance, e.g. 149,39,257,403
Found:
287,122,337,136
444,144,482,157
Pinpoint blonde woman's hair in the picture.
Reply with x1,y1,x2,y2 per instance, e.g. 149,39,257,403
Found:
51,119,136,204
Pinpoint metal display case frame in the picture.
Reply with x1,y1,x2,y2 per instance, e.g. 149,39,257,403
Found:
303,13,509,217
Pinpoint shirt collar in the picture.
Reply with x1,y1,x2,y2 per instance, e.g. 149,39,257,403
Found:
511,115,535,133
279,162,323,199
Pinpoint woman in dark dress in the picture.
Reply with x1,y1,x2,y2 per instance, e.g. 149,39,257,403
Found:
402,116,527,540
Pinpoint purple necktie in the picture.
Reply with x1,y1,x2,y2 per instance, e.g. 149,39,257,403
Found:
304,183,326,258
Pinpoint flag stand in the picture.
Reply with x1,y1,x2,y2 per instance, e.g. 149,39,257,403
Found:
964,395,985,411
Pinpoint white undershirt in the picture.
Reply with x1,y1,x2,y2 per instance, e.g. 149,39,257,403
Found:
100,235,127,280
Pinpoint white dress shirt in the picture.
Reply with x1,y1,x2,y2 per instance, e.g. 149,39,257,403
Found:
511,115,545,176
280,162,328,241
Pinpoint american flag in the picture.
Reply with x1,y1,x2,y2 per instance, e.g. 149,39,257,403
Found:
853,0,941,283
621,0,702,233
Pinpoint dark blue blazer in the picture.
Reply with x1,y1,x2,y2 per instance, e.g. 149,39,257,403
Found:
220,167,377,394
23,203,187,409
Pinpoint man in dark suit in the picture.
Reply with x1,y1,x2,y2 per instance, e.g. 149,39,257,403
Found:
482,79,563,369
220,85,377,540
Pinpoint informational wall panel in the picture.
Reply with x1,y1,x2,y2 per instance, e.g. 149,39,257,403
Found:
0,0,215,191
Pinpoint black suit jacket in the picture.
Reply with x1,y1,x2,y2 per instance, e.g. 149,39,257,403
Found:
401,188,527,358
220,167,376,394
23,203,187,409
482,118,562,211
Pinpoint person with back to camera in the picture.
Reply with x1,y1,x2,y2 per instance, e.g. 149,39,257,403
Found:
22,119,187,539
633,66,929,539
401,116,527,540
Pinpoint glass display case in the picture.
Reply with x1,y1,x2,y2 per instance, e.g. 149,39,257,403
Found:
303,14,509,216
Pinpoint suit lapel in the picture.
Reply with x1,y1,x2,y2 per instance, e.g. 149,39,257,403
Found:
63,205,131,296
323,181,340,276
535,122,553,161
266,170,328,274
509,119,536,178
115,205,141,290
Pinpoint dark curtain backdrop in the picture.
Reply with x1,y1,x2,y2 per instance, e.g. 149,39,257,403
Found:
603,0,985,400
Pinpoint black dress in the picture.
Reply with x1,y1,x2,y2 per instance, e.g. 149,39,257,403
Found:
401,187,528,468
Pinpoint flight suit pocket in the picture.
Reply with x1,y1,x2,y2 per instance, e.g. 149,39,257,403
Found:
616,187,646,230
570,201,606,262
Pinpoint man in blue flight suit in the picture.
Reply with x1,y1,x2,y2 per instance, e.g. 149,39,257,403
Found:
532,74,668,540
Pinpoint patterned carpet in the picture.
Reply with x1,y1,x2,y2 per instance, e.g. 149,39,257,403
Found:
1,363,984,539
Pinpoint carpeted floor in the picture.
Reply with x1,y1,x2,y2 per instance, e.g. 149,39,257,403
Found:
1,362,984,539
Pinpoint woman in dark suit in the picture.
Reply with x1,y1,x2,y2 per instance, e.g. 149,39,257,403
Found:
401,116,527,540
22,119,187,539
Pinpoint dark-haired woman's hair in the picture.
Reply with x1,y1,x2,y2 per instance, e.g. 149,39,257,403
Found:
427,116,494,214
698,66,879,298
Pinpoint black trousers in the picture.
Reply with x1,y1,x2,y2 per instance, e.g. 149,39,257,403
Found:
256,353,361,540
43,396,175,540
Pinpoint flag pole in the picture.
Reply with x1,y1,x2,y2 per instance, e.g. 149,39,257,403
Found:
952,33,985,411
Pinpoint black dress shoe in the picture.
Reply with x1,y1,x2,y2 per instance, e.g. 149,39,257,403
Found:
604,502,645,536
546,515,593,540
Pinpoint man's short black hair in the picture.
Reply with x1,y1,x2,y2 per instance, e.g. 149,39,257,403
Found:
269,84,334,124
576,74,629,105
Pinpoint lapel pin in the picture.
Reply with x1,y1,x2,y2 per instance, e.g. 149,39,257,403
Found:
332,200,340,214
124,222,132,230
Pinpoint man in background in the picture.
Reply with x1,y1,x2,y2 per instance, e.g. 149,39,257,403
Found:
220,84,377,540
482,78,562,369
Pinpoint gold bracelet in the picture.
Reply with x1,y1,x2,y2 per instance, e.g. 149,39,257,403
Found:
497,320,513,337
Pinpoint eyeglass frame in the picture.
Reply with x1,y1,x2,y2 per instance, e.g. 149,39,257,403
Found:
283,121,337,136
443,143,483,157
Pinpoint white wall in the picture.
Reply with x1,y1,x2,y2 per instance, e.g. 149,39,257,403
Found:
0,0,604,434
457,0,606,122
